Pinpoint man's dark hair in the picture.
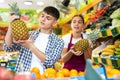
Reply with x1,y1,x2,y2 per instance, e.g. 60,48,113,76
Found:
43,6,60,20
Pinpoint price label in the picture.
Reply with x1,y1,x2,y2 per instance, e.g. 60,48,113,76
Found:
111,58,120,68
101,58,108,65
0,62,7,67
93,57,99,64
111,27,119,37
101,30,108,38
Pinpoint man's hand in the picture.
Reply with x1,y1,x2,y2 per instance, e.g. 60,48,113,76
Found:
9,12,20,23
13,35,34,49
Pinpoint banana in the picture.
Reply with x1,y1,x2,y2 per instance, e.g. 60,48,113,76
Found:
115,48,120,52
115,51,120,55
106,45,117,49
84,13,92,23
115,54,120,57
114,44,120,47
102,48,115,53
102,51,114,56
114,40,120,46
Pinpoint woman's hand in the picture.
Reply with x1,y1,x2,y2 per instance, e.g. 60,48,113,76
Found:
69,46,83,56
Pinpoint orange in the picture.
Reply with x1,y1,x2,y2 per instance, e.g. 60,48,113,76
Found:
111,69,120,74
44,68,56,78
44,71,49,78
41,73,45,79
36,73,41,79
61,68,70,77
78,71,85,76
107,73,113,78
56,72,64,78
93,64,100,69
47,73,56,78
31,67,40,74
70,69,78,77
46,68,56,74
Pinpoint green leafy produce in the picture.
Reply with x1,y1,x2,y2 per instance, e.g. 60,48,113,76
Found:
110,8,120,19
112,19,120,26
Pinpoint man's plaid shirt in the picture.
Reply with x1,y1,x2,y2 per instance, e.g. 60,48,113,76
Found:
3,30,64,72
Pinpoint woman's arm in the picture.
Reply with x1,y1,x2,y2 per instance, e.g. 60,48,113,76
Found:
84,41,93,60
61,48,73,63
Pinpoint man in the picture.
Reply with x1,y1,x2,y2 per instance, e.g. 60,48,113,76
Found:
3,6,64,74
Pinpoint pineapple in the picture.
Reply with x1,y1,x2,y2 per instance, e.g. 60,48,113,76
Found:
9,2,28,41
74,39,89,52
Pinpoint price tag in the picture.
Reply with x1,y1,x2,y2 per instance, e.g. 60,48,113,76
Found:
93,57,99,64
101,30,108,38
0,62,7,67
111,58,120,68
111,27,119,37
101,58,108,65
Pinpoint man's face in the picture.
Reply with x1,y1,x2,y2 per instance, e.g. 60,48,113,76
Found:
39,12,57,30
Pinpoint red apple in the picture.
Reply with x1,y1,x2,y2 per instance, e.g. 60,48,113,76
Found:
0,67,14,80
13,73,34,80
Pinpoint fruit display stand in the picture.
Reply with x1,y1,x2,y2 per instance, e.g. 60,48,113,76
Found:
84,1,120,78
58,0,102,26
0,51,18,70
0,0,120,80
0,59,118,80
0,26,8,51
28,59,120,80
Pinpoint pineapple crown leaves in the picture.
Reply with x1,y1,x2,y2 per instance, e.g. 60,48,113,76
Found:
8,2,21,16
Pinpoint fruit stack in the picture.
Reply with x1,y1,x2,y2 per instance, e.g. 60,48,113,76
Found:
110,39,120,56
101,45,117,56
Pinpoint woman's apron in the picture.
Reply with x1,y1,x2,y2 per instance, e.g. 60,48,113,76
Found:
64,34,86,71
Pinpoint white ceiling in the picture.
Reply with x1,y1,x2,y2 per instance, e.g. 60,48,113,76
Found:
0,0,56,10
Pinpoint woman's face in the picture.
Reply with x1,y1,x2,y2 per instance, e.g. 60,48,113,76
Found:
71,16,84,33
39,12,57,30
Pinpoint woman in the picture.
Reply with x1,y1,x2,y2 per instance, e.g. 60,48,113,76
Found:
62,15,92,72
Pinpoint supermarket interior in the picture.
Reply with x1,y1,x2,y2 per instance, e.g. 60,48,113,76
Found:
0,0,120,80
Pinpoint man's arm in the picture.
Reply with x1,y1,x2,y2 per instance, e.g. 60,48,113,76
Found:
4,24,13,47
30,44,46,62
5,13,20,46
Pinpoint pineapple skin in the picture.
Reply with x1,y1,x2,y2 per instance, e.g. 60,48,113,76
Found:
9,2,28,41
74,39,89,52
11,20,28,41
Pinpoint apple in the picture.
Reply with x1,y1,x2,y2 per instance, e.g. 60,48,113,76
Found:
0,67,14,80
13,72,34,80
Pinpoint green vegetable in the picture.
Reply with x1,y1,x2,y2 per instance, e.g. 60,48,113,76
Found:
112,19,120,26
110,8,120,19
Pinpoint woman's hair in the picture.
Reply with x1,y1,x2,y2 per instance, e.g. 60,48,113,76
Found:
43,6,60,20
72,15,84,24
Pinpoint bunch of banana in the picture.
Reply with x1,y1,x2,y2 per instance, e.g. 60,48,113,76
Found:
84,13,93,23
114,45,120,56
114,40,120,47
101,45,117,56
113,40,120,56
